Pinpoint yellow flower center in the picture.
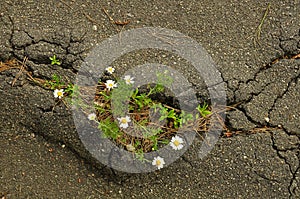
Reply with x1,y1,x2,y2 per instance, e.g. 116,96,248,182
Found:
57,91,63,97
173,140,180,146
121,118,127,124
108,83,113,87
156,160,161,166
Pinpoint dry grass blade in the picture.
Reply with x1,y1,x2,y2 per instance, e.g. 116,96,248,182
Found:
0,59,23,72
291,53,300,59
254,3,271,47
11,57,28,86
0,61,13,73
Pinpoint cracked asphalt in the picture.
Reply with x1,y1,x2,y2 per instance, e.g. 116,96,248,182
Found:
0,0,299,198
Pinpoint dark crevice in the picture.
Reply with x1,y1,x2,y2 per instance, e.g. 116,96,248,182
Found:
244,52,299,86
181,156,194,168
230,58,299,135
37,106,55,113
253,170,280,183
235,106,263,126
289,164,299,197
268,73,300,121
270,131,299,198
7,14,16,59
23,30,35,40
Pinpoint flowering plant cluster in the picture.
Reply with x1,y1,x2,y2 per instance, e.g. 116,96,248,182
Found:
49,61,212,170
83,66,212,170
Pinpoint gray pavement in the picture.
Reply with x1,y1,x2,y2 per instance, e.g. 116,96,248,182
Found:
0,0,299,198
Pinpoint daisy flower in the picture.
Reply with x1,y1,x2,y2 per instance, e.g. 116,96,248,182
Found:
88,113,97,121
105,80,117,90
117,116,131,129
126,144,135,152
105,66,115,74
152,156,165,170
124,75,134,85
53,89,64,99
170,135,184,150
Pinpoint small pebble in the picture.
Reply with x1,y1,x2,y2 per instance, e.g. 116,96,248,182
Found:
264,117,270,122
126,13,134,18
92,25,97,31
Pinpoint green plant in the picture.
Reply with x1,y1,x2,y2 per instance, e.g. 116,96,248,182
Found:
135,149,146,162
44,74,64,90
86,67,212,167
49,55,61,65
179,110,195,126
98,117,123,139
196,102,211,117
64,83,76,96
44,74,75,96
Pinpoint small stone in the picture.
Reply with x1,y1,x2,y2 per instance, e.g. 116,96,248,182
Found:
92,25,97,31
126,13,134,18
264,117,270,122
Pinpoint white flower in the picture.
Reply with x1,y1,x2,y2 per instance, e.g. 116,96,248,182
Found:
53,89,64,99
88,113,97,121
124,75,134,85
117,116,131,129
105,80,117,90
106,67,115,74
126,144,135,152
152,156,165,170
170,135,184,150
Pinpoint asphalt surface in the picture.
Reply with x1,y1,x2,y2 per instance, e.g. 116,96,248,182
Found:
0,0,299,198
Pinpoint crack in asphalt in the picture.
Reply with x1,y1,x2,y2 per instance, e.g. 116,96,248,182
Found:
267,73,300,124
253,170,280,183
232,58,300,136
181,156,194,168
7,14,15,59
5,23,88,74
270,131,300,198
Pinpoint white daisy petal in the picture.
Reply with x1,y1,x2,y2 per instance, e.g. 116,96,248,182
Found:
117,115,131,129
105,80,117,90
105,67,115,74
124,75,134,85
88,113,97,121
170,135,184,150
53,89,64,99
152,156,165,170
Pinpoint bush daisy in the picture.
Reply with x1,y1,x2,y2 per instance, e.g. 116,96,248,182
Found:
105,80,117,90
53,89,64,99
106,66,115,74
88,113,97,121
117,116,131,129
152,156,165,170
170,135,184,150
124,75,134,85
